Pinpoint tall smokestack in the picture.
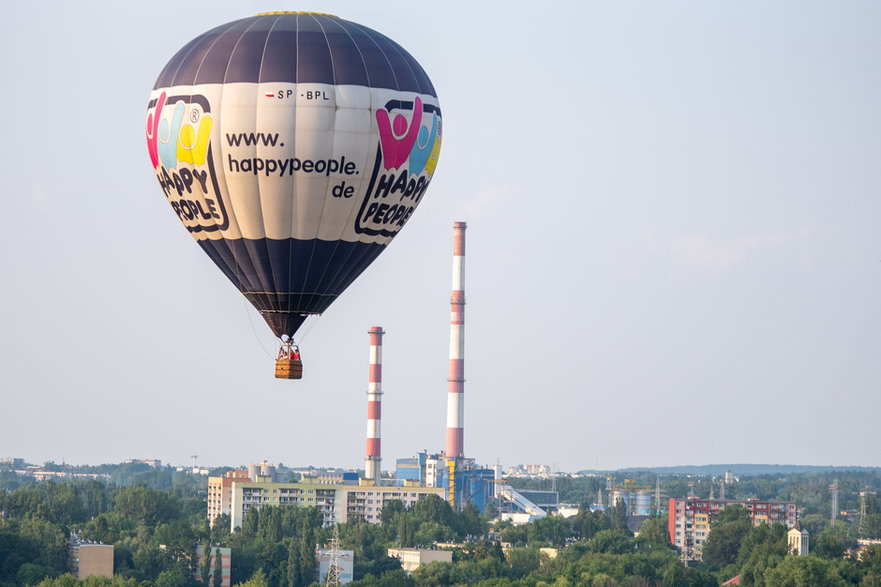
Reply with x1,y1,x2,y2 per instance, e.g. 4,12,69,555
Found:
446,222,466,459
365,326,384,484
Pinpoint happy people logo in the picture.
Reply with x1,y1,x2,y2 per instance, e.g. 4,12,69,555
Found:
146,92,227,232
356,96,442,237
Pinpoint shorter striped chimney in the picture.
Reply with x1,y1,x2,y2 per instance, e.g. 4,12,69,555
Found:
365,326,384,484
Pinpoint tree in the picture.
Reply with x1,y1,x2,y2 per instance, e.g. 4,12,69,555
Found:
16,562,52,586
17,516,69,576
736,523,789,585
410,495,455,530
154,560,194,587
286,538,299,587
586,529,632,554
199,541,212,585
380,500,405,529
210,514,231,545
637,515,671,549
413,521,454,547
396,514,416,548
505,547,541,579
609,499,631,534
528,515,571,547
499,523,529,547
458,502,487,539
296,528,316,586
410,561,458,586
112,486,180,526
701,505,752,570
33,575,79,587
813,524,857,559
238,568,269,587
241,507,259,536
572,507,611,541
763,555,849,587
213,548,224,587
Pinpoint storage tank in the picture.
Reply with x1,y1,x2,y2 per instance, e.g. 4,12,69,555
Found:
611,489,653,515
260,462,277,481
633,490,652,516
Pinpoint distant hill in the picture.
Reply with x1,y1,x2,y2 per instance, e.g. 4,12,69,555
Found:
577,464,881,476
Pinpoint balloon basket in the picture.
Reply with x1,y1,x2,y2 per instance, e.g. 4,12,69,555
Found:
275,358,303,380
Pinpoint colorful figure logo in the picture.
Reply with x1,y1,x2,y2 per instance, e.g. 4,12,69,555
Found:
376,96,440,173
146,91,213,170
409,111,439,176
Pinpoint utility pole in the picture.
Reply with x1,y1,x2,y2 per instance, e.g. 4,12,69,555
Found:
859,488,875,538
654,476,661,516
606,475,615,509
830,480,839,526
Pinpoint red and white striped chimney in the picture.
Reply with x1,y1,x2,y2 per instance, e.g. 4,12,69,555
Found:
365,326,384,484
446,222,466,459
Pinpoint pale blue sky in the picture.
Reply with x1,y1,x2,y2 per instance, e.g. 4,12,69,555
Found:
1,1,878,472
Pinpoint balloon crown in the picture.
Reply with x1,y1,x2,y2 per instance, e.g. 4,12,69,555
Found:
255,11,338,17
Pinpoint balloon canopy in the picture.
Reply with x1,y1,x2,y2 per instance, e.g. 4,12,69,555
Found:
146,12,441,338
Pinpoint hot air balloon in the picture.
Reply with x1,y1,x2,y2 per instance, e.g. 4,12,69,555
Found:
145,12,441,378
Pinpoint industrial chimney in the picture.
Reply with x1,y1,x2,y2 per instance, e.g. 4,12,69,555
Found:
365,326,384,484
446,222,466,459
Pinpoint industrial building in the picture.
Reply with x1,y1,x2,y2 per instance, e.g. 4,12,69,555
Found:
209,223,535,530
393,453,495,512
668,497,798,561
387,548,453,573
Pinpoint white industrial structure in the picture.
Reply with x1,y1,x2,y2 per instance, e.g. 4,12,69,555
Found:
365,327,384,484
446,221,466,459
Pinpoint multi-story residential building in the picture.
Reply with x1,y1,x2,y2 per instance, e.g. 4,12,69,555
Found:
207,470,252,526
68,536,113,579
668,497,798,561
227,478,445,532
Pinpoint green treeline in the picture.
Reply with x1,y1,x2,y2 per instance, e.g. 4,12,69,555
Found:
1,469,881,586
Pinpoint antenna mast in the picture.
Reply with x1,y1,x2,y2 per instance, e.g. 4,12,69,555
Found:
325,524,342,586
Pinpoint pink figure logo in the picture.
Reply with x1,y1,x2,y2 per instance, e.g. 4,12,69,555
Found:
146,92,167,168
376,97,423,171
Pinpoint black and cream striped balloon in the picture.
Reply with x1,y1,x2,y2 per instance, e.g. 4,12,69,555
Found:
146,12,441,339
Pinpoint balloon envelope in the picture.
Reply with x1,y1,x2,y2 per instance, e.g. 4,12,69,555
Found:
146,12,441,337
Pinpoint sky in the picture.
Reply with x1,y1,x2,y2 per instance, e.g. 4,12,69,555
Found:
1,1,879,473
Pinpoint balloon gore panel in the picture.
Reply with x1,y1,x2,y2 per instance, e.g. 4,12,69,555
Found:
198,238,385,337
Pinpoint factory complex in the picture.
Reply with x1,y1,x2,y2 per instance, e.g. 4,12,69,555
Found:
208,223,549,532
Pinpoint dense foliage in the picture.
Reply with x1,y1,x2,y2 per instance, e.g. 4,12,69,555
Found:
1,467,880,585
